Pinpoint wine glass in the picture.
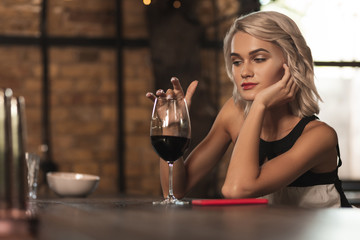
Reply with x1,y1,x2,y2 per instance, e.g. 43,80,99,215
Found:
150,96,191,205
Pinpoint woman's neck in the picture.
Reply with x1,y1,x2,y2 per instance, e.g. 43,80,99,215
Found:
260,105,300,141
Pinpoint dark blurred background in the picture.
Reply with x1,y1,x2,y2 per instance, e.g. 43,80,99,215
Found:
0,0,261,198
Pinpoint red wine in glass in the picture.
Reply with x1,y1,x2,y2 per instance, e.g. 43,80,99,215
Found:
150,97,191,205
151,136,190,163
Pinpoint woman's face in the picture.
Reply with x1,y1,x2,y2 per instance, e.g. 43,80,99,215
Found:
230,31,285,101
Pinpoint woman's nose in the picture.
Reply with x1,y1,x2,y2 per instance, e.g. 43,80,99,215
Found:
240,63,253,79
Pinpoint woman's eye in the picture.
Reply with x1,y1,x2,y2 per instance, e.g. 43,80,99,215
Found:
254,58,266,63
232,60,242,66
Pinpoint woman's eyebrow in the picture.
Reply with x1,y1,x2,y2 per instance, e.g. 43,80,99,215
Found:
230,48,270,58
249,48,270,55
230,52,240,57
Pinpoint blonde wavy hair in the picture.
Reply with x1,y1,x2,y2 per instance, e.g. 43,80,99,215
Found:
223,11,321,117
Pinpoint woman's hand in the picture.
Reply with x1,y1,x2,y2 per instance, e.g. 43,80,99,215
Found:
146,77,198,109
254,64,298,109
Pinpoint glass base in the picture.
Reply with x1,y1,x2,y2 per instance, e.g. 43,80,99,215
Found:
152,196,189,205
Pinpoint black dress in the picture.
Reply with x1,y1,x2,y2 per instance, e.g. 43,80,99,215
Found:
259,115,351,208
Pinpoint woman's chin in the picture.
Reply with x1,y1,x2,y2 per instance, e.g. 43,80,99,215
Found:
239,93,256,102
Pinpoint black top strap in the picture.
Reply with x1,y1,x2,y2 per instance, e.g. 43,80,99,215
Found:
336,144,342,167
334,143,351,207
259,115,317,165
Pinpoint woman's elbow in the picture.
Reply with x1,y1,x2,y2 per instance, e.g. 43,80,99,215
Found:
221,183,254,199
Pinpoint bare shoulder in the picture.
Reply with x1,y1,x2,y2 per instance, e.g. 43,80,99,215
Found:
302,118,338,148
217,98,244,122
215,98,244,141
220,97,238,111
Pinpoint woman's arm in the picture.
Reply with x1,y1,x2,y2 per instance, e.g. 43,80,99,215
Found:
161,99,236,198
147,78,237,199
223,119,338,198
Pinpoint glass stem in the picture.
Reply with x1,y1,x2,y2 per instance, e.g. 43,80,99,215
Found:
168,162,175,199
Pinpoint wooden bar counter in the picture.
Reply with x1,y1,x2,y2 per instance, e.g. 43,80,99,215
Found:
10,195,360,240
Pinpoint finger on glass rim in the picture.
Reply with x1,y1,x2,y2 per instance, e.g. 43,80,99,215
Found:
171,77,184,93
146,92,156,102
165,89,176,99
155,89,166,97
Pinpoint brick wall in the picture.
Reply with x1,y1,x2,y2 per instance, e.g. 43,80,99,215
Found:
49,47,119,194
0,0,242,197
0,46,43,155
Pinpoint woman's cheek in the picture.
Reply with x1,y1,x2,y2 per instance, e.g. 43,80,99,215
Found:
235,80,242,93
232,73,242,89
275,65,285,80
259,65,284,84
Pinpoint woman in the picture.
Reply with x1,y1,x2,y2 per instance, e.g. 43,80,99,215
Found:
146,11,351,208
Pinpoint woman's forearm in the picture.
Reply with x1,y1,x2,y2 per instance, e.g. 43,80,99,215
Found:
222,101,266,198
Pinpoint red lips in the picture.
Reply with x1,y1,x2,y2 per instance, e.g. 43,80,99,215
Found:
241,82,258,90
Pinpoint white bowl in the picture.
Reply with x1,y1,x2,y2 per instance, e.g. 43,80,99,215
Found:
47,172,100,197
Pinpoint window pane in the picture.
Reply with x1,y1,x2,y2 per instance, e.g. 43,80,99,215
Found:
316,67,360,179
262,0,360,61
